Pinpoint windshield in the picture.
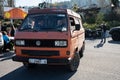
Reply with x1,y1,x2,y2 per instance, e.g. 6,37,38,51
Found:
19,14,68,32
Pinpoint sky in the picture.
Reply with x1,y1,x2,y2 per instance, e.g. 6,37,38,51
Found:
15,0,70,7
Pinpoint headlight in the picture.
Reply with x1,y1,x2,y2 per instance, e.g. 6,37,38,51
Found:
55,40,67,47
15,40,25,46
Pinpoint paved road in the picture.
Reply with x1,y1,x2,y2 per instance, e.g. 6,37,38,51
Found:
0,38,120,80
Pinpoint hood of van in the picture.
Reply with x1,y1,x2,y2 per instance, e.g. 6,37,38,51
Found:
15,32,69,39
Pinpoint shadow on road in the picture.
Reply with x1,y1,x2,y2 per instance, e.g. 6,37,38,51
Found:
94,41,105,48
1,65,76,80
0,51,14,61
108,40,120,44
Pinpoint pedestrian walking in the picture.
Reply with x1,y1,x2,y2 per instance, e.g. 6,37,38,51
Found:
100,23,107,43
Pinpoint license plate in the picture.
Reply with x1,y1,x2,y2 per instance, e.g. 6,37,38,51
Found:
29,59,47,64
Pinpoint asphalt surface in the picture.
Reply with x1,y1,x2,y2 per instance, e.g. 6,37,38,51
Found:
0,38,120,80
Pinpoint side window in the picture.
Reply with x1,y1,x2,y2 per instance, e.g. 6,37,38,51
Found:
74,18,80,25
70,17,75,26
75,18,81,30
79,19,83,28
69,17,81,31
69,17,75,31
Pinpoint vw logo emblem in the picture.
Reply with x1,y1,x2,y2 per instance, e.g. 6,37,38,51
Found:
36,41,41,46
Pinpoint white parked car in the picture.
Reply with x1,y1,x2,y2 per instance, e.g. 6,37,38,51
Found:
109,26,120,41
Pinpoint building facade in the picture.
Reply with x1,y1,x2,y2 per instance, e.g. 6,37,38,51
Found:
0,0,15,16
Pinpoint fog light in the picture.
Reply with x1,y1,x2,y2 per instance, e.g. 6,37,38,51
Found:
68,57,72,61
66,51,70,55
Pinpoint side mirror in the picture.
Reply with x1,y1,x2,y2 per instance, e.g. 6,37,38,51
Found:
75,24,80,30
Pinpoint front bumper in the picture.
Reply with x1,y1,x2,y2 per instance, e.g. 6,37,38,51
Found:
12,55,70,65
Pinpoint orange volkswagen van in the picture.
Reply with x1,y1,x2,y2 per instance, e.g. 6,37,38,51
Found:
12,8,85,71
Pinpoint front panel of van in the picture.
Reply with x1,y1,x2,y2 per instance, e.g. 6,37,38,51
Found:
15,31,70,58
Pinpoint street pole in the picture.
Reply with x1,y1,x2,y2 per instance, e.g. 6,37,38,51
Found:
11,0,15,25
0,0,3,16
111,3,114,26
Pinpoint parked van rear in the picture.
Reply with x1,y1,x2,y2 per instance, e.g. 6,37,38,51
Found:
12,8,85,71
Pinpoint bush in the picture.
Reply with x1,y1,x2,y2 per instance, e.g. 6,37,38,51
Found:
95,12,104,24
83,12,105,30
85,15,96,24
83,7,120,31
106,21,120,29
83,23,97,30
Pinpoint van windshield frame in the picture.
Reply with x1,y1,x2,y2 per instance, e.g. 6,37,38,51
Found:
19,13,68,32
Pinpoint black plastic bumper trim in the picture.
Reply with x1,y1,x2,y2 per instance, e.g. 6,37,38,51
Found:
12,55,69,64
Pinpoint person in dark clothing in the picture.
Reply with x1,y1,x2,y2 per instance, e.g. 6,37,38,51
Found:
100,23,107,43
1,23,7,31
10,24,16,36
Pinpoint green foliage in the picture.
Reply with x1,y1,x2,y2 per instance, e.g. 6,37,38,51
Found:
85,10,101,24
72,4,79,12
95,12,104,24
106,21,120,29
1,19,22,28
13,19,22,27
84,10,120,30
84,20,120,30
83,23,97,30
84,12,105,30
85,15,96,24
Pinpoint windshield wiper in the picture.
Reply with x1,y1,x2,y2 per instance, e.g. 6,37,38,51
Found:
56,27,63,32
20,28,32,31
40,27,63,32
40,27,56,31
32,28,39,32
20,28,39,32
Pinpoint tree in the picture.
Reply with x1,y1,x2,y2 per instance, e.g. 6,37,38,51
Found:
95,12,104,24
72,4,79,12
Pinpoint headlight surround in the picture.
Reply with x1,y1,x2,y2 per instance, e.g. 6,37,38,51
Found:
55,40,67,47
15,40,25,46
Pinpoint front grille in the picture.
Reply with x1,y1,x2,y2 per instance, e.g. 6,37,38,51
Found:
25,39,55,47
15,39,67,48
22,50,59,56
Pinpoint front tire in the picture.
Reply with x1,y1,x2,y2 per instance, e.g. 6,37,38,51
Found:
0,47,3,54
79,42,85,58
111,32,120,41
67,52,80,72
